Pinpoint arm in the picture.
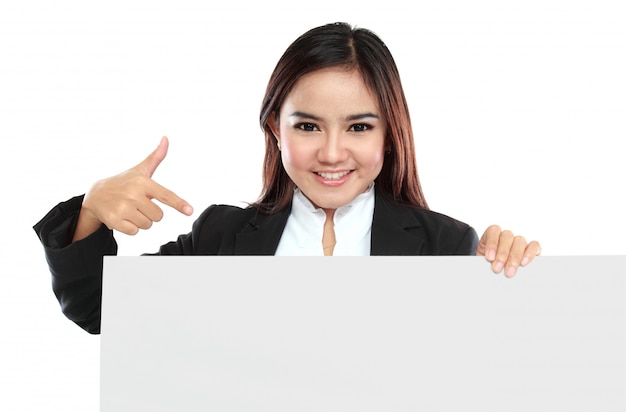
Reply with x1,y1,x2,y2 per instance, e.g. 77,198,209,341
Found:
33,137,194,333
33,195,116,334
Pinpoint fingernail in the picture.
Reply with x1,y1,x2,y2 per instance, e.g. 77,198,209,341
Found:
487,249,496,261
506,266,518,277
521,256,530,266
494,261,504,273
183,205,193,215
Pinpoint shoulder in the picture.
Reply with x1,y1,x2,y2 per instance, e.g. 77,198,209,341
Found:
407,206,473,234
192,204,259,239
375,193,473,233
160,204,255,255
196,203,258,224
415,208,479,254
182,203,290,255
395,202,476,240
373,195,478,255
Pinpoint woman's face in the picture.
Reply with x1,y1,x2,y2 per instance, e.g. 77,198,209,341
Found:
271,68,387,210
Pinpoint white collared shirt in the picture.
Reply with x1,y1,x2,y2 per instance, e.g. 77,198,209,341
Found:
274,184,375,256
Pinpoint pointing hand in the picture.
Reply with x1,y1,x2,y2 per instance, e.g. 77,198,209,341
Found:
73,137,193,241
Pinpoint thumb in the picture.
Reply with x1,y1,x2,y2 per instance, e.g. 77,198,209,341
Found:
135,136,169,177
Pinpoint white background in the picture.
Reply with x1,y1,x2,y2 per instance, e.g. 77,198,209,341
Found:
1,0,624,410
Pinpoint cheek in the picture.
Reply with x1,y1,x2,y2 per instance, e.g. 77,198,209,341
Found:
280,139,308,171
373,153,385,176
362,146,385,173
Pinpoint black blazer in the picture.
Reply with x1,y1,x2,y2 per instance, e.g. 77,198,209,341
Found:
34,190,478,334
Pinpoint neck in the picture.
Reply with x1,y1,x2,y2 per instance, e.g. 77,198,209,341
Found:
322,209,336,256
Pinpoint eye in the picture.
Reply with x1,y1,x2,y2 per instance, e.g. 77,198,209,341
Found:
296,123,319,132
349,123,371,132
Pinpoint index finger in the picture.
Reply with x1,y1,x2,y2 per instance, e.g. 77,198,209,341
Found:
477,224,502,261
146,179,194,216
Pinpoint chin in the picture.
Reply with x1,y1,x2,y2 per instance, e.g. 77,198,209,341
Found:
313,195,357,210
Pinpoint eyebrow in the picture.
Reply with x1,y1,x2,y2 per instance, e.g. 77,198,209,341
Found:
289,111,380,121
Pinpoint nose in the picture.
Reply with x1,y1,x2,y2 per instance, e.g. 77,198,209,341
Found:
317,131,348,165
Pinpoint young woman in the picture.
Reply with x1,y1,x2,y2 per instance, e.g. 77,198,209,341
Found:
34,22,540,334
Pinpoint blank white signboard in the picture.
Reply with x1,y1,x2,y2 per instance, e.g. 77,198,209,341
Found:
101,256,626,411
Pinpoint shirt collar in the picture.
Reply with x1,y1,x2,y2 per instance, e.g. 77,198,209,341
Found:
292,182,375,221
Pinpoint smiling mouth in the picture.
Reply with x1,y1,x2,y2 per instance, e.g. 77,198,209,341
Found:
316,171,351,180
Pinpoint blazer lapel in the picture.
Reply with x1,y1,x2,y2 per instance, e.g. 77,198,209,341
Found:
232,192,426,255
233,205,292,255
371,192,425,255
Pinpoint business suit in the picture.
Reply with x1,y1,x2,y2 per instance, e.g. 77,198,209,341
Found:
34,190,478,334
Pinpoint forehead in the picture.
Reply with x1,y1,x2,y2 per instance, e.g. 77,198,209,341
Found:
282,68,380,114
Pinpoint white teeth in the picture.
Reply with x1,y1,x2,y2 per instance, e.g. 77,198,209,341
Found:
317,171,350,180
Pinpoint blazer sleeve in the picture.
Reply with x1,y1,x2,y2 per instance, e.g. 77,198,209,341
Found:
33,197,229,334
33,195,117,334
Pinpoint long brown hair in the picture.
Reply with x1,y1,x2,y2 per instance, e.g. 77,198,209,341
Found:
253,22,429,213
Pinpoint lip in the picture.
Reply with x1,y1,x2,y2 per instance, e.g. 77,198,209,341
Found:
314,170,353,186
